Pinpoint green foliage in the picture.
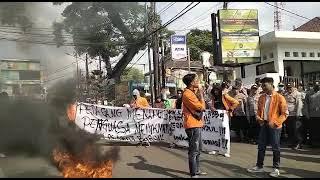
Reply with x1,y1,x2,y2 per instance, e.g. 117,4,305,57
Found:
187,29,213,61
121,67,144,83
53,2,174,80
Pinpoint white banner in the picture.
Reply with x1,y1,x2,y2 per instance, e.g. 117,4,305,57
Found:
75,103,230,156
171,35,187,61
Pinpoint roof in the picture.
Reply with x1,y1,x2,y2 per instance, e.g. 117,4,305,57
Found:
260,31,320,45
294,17,320,32
0,58,40,63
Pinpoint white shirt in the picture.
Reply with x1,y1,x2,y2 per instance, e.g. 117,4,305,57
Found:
264,94,272,121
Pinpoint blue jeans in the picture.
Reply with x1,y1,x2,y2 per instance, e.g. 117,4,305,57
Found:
256,123,282,169
185,127,202,176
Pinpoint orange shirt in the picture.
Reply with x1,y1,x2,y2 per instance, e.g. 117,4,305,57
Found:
182,88,206,129
256,91,288,128
131,97,150,108
222,92,239,117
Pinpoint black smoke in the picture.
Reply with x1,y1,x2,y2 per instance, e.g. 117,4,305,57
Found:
0,78,120,169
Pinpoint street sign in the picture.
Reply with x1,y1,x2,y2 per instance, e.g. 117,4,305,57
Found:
215,9,261,66
170,35,187,61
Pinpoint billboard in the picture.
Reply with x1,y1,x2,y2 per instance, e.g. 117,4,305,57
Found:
217,9,260,65
171,35,187,61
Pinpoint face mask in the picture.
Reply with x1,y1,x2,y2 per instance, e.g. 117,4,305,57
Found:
278,87,284,91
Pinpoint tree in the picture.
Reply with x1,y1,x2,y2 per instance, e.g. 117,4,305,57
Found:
53,2,174,82
0,3,33,31
186,29,213,61
120,67,144,83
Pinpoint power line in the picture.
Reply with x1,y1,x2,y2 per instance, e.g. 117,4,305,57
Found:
264,2,311,21
177,2,221,30
150,2,201,37
158,2,176,15
126,49,148,71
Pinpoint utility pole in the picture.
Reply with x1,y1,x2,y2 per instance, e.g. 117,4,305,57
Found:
161,39,166,88
76,53,79,98
222,2,228,80
188,48,191,73
85,54,89,90
99,55,102,71
223,2,228,9
151,1,160,99
146,2,154,106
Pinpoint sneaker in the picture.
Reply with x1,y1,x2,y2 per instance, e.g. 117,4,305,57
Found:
0,153,6,158
269,168,280,177
247,166,264,173
196,171,208,176
208,151,216,155
191,175,199,178
224,153,230,157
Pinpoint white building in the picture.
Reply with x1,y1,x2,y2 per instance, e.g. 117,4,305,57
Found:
236,31,320,89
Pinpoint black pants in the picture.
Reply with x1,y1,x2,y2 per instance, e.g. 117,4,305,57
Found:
284,116,296,145
309,117,320,146
231,116,249,141
185,127,202,176
248,116,260,142
293,117,304,146
256,123,282,169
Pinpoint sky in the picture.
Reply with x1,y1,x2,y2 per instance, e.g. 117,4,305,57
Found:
0,2,319,83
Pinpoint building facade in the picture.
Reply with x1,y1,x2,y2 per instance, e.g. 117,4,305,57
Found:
236,31,320,88
0,59,43,98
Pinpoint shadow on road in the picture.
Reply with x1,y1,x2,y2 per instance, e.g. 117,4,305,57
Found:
158,146,263,178
201,159,269,178
9,169,62,178
264,166,320,178
127,156,189,178
282,154,320,164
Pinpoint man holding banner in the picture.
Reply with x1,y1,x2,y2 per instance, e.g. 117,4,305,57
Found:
182,74,207,178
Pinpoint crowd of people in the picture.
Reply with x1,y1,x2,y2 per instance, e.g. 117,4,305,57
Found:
128,74,320,178
129,77,320,150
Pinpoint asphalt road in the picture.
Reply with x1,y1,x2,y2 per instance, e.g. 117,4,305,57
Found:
0,142,319,178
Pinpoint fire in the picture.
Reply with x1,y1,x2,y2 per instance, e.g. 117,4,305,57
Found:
66,103,76,122
52,148,113,178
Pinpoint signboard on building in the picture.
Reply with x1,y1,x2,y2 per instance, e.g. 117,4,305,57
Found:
216,9,261,66
171,35,187,61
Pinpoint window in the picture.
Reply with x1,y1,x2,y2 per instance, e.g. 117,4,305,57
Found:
310,52,315,57
301,52,306,57
285,52,290,57
293,52,299,57
269,53,274,59
256,62,276,75
263,55,267,60
19,70,40,80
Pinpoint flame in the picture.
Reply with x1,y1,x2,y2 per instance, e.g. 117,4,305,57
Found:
66,103,77,122
52,148,113,178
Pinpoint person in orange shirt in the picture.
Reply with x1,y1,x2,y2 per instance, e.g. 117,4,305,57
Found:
130,89,150,108
221,82,240,118
182,74,207,178
247,77,288,178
